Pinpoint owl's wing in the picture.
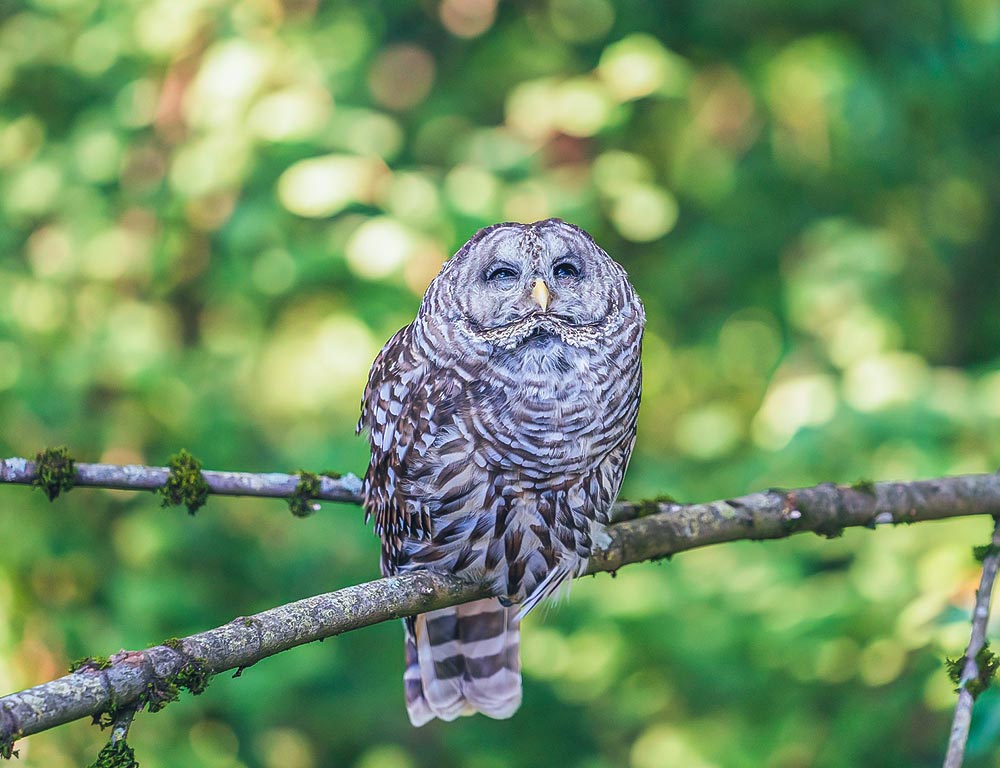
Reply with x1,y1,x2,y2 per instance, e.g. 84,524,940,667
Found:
593,431,638,524
358,325,460,567
592,370,642,524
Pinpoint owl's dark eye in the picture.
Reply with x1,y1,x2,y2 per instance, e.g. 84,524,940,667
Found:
486,266,519,282
553,261,580,279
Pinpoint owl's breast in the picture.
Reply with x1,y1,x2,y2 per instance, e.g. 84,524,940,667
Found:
454,345,630,476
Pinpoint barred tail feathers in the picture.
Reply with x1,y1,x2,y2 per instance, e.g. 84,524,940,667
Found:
403,620,435,727
403,599,521,726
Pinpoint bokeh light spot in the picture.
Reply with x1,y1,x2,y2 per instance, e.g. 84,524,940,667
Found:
814,637,860,683
674,403,743,459
975,370,1000,418
345,217,416,279
323,11,373,72
355,744,415,768
99,301,178,383
114,78,160,128
549,0,615,43
463,127,533,171
252,249,298,296
112,512,165,568
80,227,151,282
335,109,405,160
368,44,435,111
610,184,679,242
4,162,63,218
753,373,837,450
189,720,240,764
134,0,209,57
503,181,551,223
842,353,929,412
73,126,123,183
27,226,75,279
505,78,559,140
249,86,333,143
185,40,269,127
631,724,715,768
259,728,316,768
690,67,759,152
0,115,45,168
439,0,498,38
766,36,860,169
380,171,441,224
521,626,571,680
71,21,120,75
554,77,614,137
598,34,691,101
445,164,500,217
592,150,654,198
858,638,906,686
257,308,378,416
169,134,252,197
718,311,783,384
277,155,384,218
11,280,67,334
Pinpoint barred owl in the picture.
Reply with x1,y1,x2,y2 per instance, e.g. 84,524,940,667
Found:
358,218,644,725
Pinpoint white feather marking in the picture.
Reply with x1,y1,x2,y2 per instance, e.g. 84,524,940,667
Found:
379,425,394,452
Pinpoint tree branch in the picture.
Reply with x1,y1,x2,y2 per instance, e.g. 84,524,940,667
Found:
0,456,363,504
2,470,1000,753
4,455,999,527
943,517,1000,768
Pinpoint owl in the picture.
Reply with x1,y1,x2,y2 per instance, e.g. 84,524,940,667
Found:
358,218,644,725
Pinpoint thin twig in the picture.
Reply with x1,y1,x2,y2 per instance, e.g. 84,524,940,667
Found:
107,707,136,745
85,705,139,768
3,472,1000,750
943,517,1000,768
0,457,363,503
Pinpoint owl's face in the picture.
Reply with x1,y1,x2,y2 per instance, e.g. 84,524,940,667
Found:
424,219,641,354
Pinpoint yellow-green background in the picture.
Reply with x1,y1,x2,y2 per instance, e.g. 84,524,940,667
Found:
2,0,1000,765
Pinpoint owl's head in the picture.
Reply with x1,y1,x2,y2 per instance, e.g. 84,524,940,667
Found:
421,219,643,353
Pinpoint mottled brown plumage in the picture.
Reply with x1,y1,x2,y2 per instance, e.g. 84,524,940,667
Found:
358,218,644,725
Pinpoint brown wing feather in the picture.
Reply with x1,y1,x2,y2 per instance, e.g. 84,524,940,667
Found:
358,324,461,571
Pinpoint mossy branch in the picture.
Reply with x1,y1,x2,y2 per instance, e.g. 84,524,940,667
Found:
0,455,363,506
2,471,1000,757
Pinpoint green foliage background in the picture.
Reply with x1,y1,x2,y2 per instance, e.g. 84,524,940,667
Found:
2,0,1000,765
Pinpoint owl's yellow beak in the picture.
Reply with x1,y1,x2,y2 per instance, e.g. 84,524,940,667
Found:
531,279,550,312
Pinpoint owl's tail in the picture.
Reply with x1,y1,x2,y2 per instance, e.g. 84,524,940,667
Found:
403,598,521,726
